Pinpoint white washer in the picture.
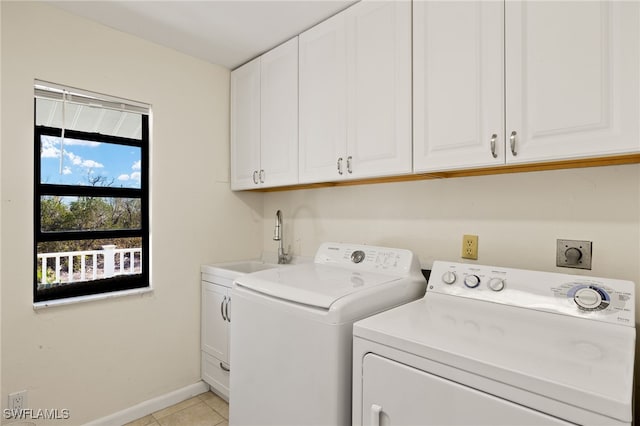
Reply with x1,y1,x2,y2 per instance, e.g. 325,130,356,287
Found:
229,242,427,426
353,261,636,425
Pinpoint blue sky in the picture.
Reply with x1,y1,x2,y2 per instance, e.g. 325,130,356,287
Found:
40,135,141,188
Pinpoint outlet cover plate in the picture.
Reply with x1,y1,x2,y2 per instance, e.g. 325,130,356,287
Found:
556,239,592,270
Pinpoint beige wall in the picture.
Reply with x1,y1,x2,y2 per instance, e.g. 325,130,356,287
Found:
263,165,640,303
1,2,262,424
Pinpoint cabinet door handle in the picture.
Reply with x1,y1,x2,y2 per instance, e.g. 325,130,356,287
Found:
252,170,258,184
221,296,227,321
490,134,498,158
337,157,343,175
220,362,230,372
509,131,518,156
225,297,230,323
370,404,382,426
259,169,265,183
346,156,353,174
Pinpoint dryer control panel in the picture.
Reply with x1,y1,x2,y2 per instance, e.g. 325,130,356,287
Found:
428,261,635,326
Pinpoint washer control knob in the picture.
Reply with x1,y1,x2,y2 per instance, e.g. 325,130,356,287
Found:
488,277,505,292
351,250,366,264
464,275,480,288
574,287,603,310
442,271,457,285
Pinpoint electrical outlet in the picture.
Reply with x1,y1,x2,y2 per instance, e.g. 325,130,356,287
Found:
461,234,478,260
8,391,27,411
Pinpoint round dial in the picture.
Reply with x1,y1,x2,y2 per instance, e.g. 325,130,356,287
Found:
442,271,457,285
350,250,366,264
488,277,505,292
573,286,610,311
464,275,480,288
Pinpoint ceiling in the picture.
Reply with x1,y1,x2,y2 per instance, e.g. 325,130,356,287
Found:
49,0,356,70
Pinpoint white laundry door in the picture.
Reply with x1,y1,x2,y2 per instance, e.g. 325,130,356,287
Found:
361,354,571,426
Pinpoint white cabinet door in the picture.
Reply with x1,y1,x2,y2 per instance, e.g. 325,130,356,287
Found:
260,37,299,188
299,12,348,184
346,0,412,179
413,1,504,172
202,282,229,364
300,0,411,183
505,1,640,163
230,58,261,190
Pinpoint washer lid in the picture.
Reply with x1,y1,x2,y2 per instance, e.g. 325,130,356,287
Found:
234,263,401,309
354,293,636,423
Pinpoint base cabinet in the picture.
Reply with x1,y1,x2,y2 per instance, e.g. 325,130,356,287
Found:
201,275,232,399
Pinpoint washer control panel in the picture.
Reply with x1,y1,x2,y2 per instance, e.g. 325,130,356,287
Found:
428,261,635,326
314,242,419,276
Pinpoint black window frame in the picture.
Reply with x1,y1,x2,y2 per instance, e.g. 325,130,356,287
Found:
33,114,149,303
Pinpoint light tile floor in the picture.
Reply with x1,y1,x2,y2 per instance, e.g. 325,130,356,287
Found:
125,391,228,426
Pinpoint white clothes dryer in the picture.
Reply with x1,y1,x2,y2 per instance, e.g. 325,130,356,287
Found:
229,242,427,426
353,261,636,426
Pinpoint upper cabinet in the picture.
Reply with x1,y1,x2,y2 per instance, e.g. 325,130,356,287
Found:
231,37,299,190
299,0,412,184
414,1,640,173
231,1,640,190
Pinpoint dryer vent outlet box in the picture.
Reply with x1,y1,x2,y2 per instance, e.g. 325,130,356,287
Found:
556,239,592,270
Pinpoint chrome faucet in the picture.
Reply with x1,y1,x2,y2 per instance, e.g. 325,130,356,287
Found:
273,210,290,264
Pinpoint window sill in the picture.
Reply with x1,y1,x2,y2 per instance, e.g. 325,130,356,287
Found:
33,286,153,310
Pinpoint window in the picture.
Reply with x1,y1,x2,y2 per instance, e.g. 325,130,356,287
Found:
34,81,150,303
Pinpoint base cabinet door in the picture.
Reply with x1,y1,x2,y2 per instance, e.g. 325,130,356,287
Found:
202,352,229,400
202,282,229,362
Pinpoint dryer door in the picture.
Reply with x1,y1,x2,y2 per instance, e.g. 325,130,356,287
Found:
361,353,571,426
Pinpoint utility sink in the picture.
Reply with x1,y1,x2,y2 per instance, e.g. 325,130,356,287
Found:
218,260,279,274
201,260,280,283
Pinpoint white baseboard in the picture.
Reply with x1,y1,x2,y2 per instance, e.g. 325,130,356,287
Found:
84,381,209,426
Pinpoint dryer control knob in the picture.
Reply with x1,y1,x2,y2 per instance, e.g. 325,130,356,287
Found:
442,271,457,285
574,287,603,310
464,275,480,288
488,278,505,292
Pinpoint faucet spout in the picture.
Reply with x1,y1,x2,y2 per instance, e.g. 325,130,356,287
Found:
273,210,290,264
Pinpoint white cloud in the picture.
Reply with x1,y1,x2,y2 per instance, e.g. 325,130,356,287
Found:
41,146,60,158
118,174,130,181
82,159,104,168
41,137,60,158
64,139,101,147
132,160,141,170
130,172,141,182
62,167,72,175
64,151,103,169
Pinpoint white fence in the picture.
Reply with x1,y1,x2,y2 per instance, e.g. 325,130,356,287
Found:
37,244,142,285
